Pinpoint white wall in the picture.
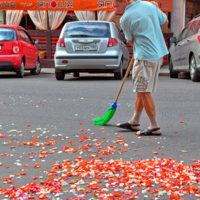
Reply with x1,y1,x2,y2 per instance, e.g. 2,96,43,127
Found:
171,0,185,38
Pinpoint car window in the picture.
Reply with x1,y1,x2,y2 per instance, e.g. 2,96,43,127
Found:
18,30,26,42
63,22,111,38
23,31,32,44
115,25,123,41
187,20,198,37
0,28,16,41
195,20,200,33
177,23,190,42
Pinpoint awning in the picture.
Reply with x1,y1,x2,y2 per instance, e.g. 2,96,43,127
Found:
0,0,116,11
0,0,172,12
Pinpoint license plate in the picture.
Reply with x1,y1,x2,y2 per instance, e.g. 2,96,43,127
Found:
75,45,97,51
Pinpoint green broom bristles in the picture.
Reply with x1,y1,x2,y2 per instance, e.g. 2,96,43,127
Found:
93,102,117,125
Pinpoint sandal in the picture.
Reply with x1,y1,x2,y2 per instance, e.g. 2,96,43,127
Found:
116,122,140,131
135,127,161,136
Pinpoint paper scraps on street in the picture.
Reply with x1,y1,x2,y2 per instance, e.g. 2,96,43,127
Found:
0,124,200,200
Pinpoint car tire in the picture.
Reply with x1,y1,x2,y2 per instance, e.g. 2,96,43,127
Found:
169,57,178,78
123,61,130,78
55,70,65,80
190,55,200,82
114,60,123,80
16,60,25,78
73,72,79,77
31,59,41,75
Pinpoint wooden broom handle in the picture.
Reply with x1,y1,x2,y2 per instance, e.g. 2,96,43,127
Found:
115,56,134,103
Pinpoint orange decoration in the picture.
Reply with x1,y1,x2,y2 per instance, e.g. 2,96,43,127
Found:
113,191,120,197
152,152,158,154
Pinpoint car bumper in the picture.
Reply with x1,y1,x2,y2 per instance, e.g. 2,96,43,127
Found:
0,55,21,71
54,55,120,71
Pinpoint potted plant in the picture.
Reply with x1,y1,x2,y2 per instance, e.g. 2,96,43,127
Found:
38,51,46,59
162,28,174,39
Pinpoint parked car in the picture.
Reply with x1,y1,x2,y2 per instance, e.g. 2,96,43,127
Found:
169,14,200,82
54,21,130,80
0,25,41,78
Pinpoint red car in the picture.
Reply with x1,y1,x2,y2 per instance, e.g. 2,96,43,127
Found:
0,25,41,78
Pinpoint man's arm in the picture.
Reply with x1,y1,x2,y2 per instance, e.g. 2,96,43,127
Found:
151,1,169,26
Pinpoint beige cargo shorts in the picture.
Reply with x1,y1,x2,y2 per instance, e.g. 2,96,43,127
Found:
132,57,163,93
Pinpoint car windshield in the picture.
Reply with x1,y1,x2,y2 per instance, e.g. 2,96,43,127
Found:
63,22,111,38
0,28,17,41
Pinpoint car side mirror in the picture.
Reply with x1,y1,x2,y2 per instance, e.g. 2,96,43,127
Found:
33,39,39,44
170,37,177,44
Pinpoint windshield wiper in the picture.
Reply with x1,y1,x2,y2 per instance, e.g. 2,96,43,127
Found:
69,34,89,37
0,39,11,41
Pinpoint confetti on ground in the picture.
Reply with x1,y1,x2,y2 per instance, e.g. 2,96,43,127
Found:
0,121,199,200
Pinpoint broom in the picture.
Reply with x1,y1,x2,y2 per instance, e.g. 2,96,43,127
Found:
93,56,134,126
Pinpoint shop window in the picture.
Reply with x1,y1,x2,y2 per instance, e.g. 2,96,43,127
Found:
20,11,36,30
0,10,4,25
185,0,200,25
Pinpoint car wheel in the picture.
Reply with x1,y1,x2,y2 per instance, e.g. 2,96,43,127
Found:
190,55,200,82
16,60,25,78
31,59,41,75
55,70,65,80
114,60,123,80
73,72,79,77
169,57,178,78
123,61,130,78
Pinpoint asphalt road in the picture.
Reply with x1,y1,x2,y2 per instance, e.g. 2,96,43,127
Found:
0,72,200,200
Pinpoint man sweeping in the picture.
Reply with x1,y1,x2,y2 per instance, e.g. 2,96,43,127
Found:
114,0,169,136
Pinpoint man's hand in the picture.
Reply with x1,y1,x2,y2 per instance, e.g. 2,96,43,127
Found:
151,1,169,26
128,39,134,46
151,1,159,8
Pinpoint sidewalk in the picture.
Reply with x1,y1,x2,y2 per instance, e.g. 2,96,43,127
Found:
41,65,170,76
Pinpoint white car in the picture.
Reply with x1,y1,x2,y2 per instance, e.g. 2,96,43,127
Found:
169,14,200,82
54,21,129,80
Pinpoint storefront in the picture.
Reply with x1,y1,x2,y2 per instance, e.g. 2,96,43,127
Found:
1,0,172,67
171,0,200,39
185,0,200,25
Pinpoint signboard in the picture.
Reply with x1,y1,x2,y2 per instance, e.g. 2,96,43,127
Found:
186,1,194,15
0,0,172,12
0,0,115,11
143,0,172,12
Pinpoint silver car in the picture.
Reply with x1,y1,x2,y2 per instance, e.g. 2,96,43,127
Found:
54,21,129,80
169,14,200,82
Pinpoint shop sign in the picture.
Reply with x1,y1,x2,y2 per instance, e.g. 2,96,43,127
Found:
0,0,172,12
0,1,16,8
186,1,194,15
0,0,116,11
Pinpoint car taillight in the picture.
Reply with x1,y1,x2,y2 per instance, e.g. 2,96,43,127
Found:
197,36,200,43
107,38,118,47
12,41,20,54
57,38,65,48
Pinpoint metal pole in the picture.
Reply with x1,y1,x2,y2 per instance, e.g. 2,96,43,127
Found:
3,10,6,24
46,11,51,59
95,11,98,20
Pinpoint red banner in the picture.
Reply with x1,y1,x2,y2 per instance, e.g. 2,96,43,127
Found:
0,0,172,12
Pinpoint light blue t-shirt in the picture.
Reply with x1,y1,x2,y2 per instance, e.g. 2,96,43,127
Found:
120,0,168,61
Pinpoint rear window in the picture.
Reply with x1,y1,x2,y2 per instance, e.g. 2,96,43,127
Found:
63,22,111,38
0,28,17,41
